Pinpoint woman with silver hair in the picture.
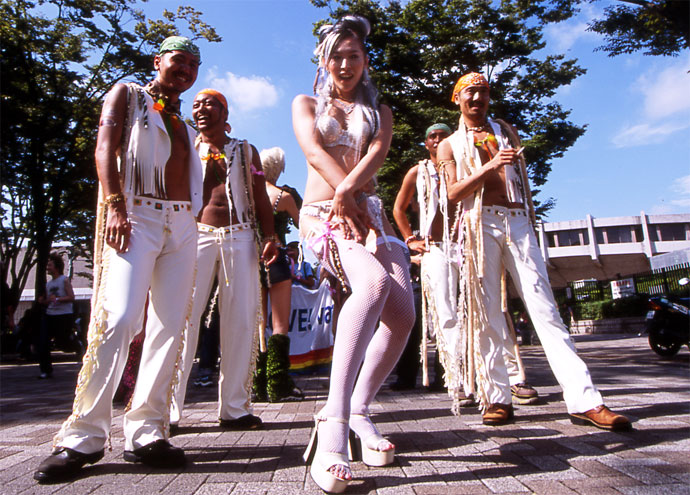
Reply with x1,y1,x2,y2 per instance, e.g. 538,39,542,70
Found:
253,147,303,403
293,15,415,493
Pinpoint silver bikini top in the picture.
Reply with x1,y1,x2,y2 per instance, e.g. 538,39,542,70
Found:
316,100,372,151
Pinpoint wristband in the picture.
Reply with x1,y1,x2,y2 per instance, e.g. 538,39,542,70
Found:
103,192,125,206
404,235,417,246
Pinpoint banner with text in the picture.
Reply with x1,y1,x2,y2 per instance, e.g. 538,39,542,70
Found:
266,281,334,371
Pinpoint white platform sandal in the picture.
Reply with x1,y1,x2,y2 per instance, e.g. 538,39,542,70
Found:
303,415,352,493
349,413,395,467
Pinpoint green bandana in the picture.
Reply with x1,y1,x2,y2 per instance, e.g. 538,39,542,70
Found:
425,123,452,139
158,36,201,61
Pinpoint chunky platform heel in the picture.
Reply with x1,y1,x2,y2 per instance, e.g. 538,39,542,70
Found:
303,415,352,493
349,413,395,467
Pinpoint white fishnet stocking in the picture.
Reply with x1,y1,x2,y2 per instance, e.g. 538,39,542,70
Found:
317,238,391,456
350,242,415,442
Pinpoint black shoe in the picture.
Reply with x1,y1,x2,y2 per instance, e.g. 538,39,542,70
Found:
34,447,104,483
219,414,263,430
269,385,304,402
123,439,186,468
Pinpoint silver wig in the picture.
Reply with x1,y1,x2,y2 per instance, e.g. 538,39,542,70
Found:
313,15,381,147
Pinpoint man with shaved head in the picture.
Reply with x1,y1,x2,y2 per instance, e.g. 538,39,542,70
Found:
168,88,278,432
35,36,203,483
437,72,631,430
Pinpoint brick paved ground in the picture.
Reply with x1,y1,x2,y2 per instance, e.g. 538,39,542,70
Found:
1,334,688,494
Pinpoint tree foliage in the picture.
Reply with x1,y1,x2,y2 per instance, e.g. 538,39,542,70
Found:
311,0,588,223
0,0,220,301
588,0,689,57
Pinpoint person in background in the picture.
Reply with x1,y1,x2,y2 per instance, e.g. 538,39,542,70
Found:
169,88,278,432
36,252,75,379
287,241,317,290
253,146,304,403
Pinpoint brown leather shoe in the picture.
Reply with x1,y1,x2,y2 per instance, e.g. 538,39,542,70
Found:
482,403,514,425
570,405,632,431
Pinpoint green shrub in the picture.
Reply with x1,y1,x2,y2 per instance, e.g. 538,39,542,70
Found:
601,294,648,318
573,294,648,320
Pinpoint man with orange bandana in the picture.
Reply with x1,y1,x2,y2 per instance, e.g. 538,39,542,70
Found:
437,72,631,430
169,89,278,432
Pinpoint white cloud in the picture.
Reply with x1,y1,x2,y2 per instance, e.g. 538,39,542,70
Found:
543,3,602,52
205,67,279,115
612,55,690,148
671,175,690,197
612,120,690,148
544,21,595,52
638,61,690,120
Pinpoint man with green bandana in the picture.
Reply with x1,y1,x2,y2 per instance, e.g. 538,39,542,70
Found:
393,124,465,399
34,36,203,482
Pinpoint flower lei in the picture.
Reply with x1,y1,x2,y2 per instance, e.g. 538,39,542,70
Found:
145,83,183,138
474,133,498,159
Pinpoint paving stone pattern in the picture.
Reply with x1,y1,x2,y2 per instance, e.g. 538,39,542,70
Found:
0,334,688,494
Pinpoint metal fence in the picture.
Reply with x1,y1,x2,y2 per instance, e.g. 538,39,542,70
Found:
552,262,690,321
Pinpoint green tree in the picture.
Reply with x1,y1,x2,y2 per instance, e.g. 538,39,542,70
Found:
311,0,587,223
588,0,689,57
0,1,220,302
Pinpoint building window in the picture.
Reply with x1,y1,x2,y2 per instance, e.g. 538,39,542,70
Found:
595,226,640,244
650,223,690,241
553,229,589,247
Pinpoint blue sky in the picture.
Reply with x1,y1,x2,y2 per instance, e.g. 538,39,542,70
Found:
139,0,689,234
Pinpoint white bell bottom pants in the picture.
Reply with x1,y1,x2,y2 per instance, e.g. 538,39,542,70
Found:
57,198,197,453
479,206,603,413
423,243,526,388
170,225,259,424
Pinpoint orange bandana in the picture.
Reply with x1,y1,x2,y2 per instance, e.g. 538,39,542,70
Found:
196,88,228,112
451,72,489,102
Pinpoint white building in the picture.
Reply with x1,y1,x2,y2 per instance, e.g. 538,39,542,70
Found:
536,212,690,288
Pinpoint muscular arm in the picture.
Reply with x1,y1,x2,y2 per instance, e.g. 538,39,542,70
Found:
250,144,279,264
393,165,426,254
95,83,132,252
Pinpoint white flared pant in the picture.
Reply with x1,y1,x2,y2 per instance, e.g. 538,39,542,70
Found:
170,226,259,424
479,206,603,413
57,198,197,453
